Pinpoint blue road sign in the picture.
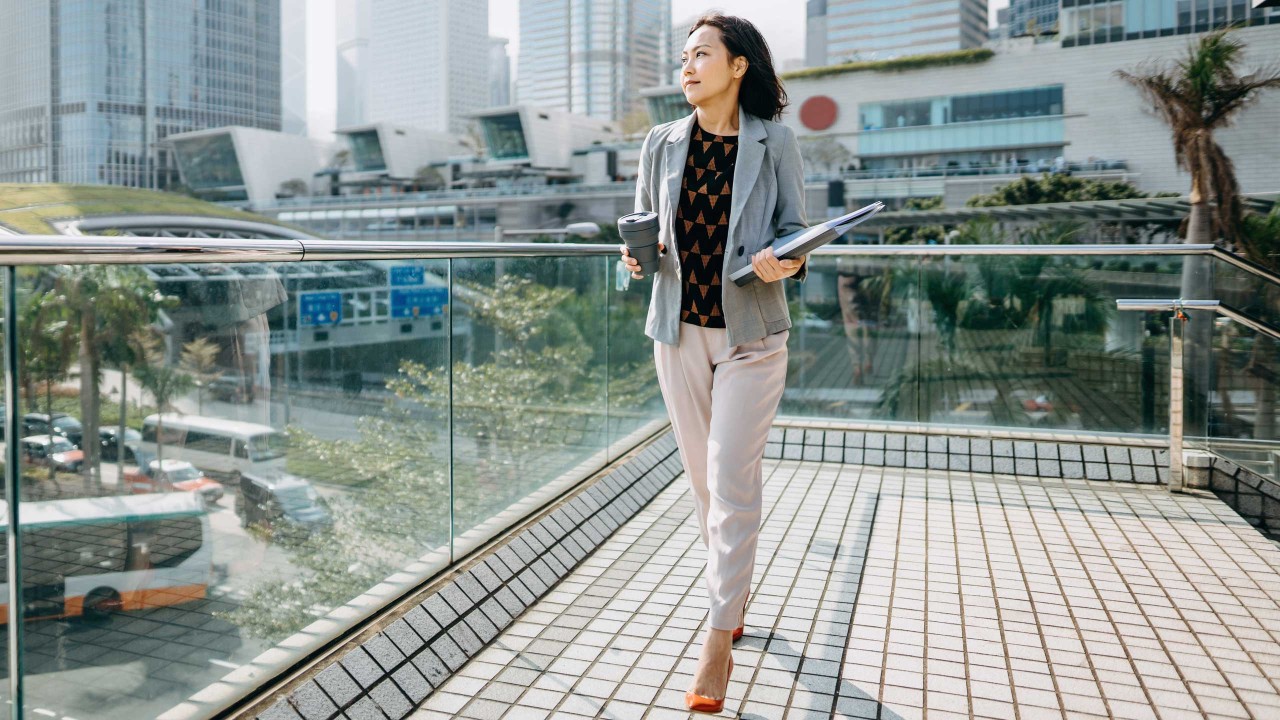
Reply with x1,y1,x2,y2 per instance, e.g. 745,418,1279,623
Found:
390,265,425,287
390,287,448,319
299,291,342,326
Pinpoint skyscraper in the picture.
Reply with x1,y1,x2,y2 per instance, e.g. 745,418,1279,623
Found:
281,0,309,136
517,0,669,122
806,1,830,68
0,0,282,188
806,0,989,66
490,37,512,108
368,0,489,135
336,0,372,130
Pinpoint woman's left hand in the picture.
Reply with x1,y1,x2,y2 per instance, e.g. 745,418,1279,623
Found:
751,247,806,282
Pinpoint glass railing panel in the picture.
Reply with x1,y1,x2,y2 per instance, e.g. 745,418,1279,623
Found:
448,256,610,559
1206,318,1280,479
1210,254,1280,329
11,259,454,719
783,255,924,423
920,253,1186,433
0,266,9,713
784,252,1195,434
607,262,667,460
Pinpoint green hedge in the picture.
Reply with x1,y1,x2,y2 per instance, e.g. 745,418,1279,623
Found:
781,48,995,82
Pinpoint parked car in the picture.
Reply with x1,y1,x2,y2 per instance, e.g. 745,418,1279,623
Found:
99,427,143,461
235,469,331,533
124,458,225,505
208,375,254,403
20,434,84,473
23,413,83,447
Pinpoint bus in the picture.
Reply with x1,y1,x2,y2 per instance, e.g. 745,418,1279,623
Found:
0,492,212,623
141,413,287,480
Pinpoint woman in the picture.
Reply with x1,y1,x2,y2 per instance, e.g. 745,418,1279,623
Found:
620,12,807,714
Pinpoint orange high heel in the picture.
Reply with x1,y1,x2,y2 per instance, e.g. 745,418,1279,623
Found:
685,655,733,714
732,590,748,641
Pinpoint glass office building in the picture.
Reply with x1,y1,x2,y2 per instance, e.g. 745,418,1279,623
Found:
807,0,989,65
516,0,669,122
0,0,281,188
367,0,489,135
1060,0,1280,46
1008,0,1061,35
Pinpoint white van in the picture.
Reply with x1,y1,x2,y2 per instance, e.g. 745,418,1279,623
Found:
140,414,286,479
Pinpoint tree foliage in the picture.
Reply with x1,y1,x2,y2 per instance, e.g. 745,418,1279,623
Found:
1115,28,1280,248
782,48,994,81
965,173,1159,207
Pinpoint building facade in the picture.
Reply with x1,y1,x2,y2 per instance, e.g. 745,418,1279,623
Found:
368,0,489,135
0,0,281,188
1060,0,1280,47
516,0,669,123
806,0,989,65
784,23,1280,204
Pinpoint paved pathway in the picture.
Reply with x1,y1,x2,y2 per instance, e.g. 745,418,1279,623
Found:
410,458,1280,719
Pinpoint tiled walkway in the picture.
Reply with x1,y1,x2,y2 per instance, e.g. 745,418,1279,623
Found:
410,458,1280,719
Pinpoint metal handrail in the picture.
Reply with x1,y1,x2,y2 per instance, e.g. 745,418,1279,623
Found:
2,238,1279,292
1116,298,1280,494
1116,299,1280,343
0,237,1223,263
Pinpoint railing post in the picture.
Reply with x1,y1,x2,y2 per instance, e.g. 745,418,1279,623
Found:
1169,305,1187,493
4,265,23,719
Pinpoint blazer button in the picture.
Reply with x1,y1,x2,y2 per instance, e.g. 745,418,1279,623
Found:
737,246,744,256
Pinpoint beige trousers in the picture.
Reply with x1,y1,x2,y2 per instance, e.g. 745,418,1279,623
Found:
654,323,789,630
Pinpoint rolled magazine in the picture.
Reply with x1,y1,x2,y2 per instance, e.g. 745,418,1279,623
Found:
729,200,885,286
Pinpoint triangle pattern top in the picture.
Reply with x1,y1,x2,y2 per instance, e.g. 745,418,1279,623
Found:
674,120,738,330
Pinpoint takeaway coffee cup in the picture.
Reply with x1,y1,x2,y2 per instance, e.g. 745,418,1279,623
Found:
617,211,662,279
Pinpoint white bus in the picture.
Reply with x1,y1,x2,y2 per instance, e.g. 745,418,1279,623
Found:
141,413,287,479
0,492,212,623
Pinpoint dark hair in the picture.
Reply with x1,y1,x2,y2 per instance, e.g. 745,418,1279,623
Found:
689,13,788,121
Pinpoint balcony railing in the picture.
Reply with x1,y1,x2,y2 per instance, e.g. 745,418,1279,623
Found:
0,237,1276,719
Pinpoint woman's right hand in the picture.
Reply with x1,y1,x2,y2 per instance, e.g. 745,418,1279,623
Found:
619,242,665,279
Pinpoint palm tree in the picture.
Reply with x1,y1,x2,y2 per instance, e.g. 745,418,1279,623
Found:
133,331,195,465
57,266,169,489
180,338,222,414
1116,28,1280,250
19,289,75,415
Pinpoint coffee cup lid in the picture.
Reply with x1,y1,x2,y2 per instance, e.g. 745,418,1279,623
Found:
618,211,658,231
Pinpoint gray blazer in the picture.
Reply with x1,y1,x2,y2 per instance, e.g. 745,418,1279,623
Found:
634,104,808,347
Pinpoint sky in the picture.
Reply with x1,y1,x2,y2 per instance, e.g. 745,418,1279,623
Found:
309,1,1010,139
490,1,1011,65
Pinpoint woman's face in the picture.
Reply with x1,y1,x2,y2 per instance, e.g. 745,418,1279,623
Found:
680,26,747,108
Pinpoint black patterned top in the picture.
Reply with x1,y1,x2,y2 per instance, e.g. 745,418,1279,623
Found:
676,121,737,328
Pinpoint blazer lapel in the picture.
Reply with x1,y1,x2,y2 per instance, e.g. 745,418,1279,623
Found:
728,105,767,248
663,111,697,240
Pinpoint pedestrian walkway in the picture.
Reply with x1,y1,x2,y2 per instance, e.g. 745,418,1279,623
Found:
409,457,1280,719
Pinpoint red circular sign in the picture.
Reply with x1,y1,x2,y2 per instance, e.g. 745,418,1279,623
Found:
800,95,838,131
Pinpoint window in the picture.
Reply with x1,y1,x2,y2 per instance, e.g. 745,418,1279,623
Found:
348,130,386,172
881,100,931,128
481,113,529,160
184,430,229,455
950,86,1064,124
